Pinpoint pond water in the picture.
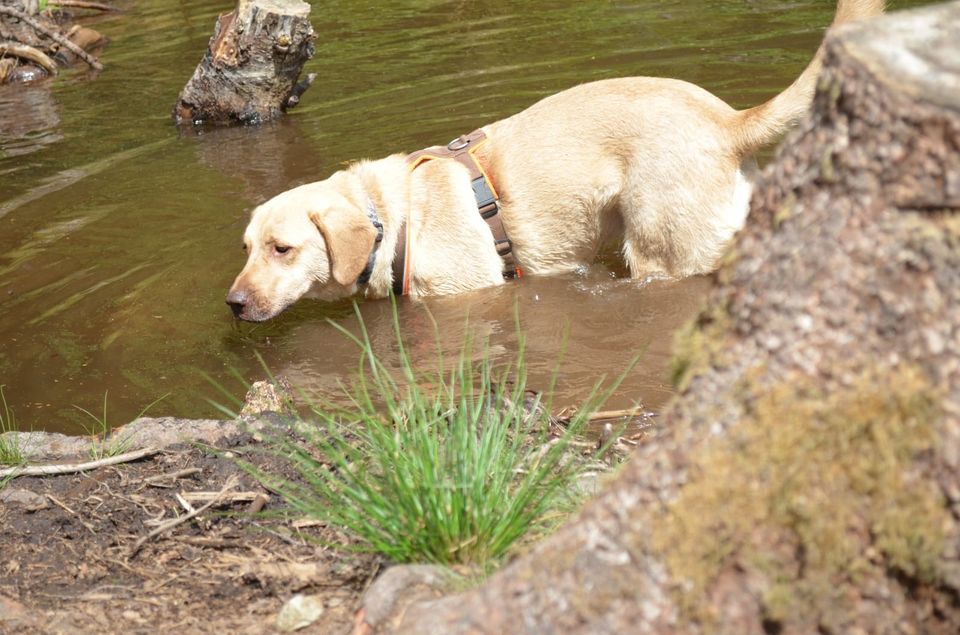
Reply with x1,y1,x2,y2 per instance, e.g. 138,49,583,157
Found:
0,0,908,434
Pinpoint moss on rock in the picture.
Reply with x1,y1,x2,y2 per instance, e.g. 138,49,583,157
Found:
654,364,946,631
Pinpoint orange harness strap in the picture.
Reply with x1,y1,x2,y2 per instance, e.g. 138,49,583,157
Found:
393,130,521,296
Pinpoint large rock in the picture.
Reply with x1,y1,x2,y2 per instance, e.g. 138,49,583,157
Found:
370,3,960,633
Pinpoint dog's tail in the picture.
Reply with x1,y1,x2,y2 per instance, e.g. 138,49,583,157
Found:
731,0,884,155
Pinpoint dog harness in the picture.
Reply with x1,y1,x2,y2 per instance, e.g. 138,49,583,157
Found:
359,130,521,295
388,129,520,296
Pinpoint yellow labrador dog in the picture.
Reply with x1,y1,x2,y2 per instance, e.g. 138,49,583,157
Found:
227,0,883,321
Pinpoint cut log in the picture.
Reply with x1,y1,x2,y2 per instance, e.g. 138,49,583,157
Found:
173,0,316,126
362,2,960,634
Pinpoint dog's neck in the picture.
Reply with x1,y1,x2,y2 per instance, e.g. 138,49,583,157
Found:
346,155,412,298
355,200,384,286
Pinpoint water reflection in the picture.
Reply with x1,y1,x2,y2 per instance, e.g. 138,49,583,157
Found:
185,119,327,202
0,83,62,163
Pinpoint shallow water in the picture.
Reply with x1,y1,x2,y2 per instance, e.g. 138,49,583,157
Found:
0,0,915,433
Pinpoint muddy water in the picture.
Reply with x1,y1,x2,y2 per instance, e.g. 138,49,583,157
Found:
0,0,901,433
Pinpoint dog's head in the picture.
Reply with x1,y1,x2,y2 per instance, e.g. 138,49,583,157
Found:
226,182,378,321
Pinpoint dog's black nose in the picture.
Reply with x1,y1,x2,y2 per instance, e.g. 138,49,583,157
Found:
226,290,248,318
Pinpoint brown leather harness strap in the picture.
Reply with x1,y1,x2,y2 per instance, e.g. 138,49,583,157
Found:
398,129,520,295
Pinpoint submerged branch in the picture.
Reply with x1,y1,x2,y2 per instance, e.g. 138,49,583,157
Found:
0,4,103,70
0,40,57,74
47,0,118,11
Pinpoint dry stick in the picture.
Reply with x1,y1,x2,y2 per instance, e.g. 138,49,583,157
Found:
46,492,98,535
174,493,197,515
556,407,648,425
180,490,262,504
128,475,239,558
45,493,78,515
0,446,160,479
47,0,118,11
143,467,202,485
0,41,58,73
0,5,103,70
584,407,647,422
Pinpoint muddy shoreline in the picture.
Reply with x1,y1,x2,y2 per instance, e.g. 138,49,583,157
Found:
1,382,639,634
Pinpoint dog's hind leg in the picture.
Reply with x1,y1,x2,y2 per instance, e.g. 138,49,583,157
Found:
617,159,753,280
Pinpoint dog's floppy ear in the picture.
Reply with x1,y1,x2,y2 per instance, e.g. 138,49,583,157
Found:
308,205,378,286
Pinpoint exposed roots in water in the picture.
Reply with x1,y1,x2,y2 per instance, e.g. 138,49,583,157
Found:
0,0,114,84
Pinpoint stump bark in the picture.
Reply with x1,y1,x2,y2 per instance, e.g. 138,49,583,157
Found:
362,2,960,634
172,0,316,126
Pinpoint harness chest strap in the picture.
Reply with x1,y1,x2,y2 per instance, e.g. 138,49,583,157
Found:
392,129,520,296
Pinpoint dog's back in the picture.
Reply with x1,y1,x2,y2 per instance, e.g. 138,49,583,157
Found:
483,0,886,279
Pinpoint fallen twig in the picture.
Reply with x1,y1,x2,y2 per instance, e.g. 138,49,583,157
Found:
45,493,77,515
0,41,58,74
144,467,202,486
47,0,118,12
177,536,241,548
0,5,103,70
180,490,262,505
128,476,239,558
46,493,98,534
556,406,649,424
175,493,197,515
0,446,160,478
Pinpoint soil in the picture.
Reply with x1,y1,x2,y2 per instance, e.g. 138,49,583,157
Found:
0,430,381,635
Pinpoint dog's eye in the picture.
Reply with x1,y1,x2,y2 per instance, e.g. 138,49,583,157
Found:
274,245,291,254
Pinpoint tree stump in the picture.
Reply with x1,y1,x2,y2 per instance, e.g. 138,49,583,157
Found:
361,3,960,634
172,0,316,126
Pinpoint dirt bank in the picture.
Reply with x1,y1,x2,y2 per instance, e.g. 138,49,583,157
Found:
0,418,379,634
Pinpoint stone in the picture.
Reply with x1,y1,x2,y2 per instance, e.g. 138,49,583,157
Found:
275,593,325,632
240,377,298,418
0,487,48,511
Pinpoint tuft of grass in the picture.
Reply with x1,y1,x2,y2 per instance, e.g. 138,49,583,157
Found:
75,391,169,460
0,385,26,468
243,303,625,567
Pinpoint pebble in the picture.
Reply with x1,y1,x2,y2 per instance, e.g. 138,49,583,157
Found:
0,488,48,512
276,594,325,632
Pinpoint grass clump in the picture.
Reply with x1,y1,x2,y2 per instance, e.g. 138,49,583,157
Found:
0,385,26,468
246,306,620,567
